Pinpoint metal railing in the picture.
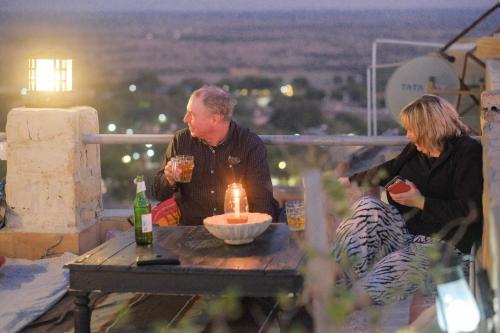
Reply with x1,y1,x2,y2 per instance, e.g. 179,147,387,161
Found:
2,132,480,147
80,134,410,146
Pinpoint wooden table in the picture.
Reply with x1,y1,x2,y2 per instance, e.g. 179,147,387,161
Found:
65,224,305,332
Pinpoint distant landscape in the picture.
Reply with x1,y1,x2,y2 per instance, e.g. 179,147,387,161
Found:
0,8,497,206
0,9,496,93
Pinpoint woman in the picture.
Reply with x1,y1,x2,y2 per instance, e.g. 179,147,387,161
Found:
335,94,483,306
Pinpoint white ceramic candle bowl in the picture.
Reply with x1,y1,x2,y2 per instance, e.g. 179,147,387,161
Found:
203,213,272,245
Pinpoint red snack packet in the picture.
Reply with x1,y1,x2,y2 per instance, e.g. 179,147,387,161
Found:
152,197,180,226
385,176,411,194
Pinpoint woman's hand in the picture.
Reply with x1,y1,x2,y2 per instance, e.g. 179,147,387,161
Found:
337,177,351,187
337,177,369,205
390,180,425,209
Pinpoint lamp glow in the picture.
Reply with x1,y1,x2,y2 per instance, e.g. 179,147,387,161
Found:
28,58,72,92
436,266,481,333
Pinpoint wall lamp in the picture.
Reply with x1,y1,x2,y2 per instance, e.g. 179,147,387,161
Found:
26,55,73,107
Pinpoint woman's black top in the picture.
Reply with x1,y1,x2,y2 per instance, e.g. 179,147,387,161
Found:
349,136,483,254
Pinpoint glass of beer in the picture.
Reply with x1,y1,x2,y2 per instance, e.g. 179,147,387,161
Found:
286,200,305,231
172,155,194,183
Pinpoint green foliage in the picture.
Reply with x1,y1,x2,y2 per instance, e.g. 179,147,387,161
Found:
217,76,281,90
322,172,351,218
205,288,242,321
167,78,207,97
101,144,164,203
343,75,365,102
267,145,351,185
161,288,243,333
269,96,325,133
94,75,186,132
231,96,257,129
130,72,162,94
0,71,380,211
327,287,355,325
291,77,325,100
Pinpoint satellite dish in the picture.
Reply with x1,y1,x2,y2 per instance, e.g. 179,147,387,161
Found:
385,55,460,124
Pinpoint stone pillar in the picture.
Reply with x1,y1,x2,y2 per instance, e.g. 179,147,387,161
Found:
480,58,500,332
481,90,500,273
0,106,102,259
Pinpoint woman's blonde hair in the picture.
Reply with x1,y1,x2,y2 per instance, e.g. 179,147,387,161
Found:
400,94,469,153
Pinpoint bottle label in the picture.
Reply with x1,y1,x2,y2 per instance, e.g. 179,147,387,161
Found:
141,213,152,233
136,181,146,193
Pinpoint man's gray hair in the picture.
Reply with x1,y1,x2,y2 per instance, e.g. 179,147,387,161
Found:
192,85,235,121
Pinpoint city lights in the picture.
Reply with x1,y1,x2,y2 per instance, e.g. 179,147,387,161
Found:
260,89,271,96
107,123,116,132
158,113,167,123
271,177,279,186
121,155,132,163
146,149,155,157
280,84,294,97
287,177,299,186
256,96,271,107
132,152,140,160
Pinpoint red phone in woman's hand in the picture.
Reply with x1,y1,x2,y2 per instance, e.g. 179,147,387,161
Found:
385,176,411,194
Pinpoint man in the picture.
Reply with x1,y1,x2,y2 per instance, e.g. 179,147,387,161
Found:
153,85,278,225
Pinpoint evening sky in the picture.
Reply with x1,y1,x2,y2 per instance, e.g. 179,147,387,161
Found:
0,0,497,12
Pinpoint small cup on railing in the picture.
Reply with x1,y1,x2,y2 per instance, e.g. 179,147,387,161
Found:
286,200,305,231
172,155,194,183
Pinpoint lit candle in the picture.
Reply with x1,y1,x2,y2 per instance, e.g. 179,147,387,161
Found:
234,188,240,218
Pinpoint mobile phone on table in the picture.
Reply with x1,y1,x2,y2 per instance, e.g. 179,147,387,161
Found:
136,253,180,266
385,176,411,194
136,248,180,266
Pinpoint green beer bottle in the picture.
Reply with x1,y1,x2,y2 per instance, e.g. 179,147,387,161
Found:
133,175,153,246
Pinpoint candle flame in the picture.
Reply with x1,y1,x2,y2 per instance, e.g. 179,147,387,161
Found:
234,188,241,218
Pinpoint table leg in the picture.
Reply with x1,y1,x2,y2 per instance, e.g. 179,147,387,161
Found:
70,290,91,333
